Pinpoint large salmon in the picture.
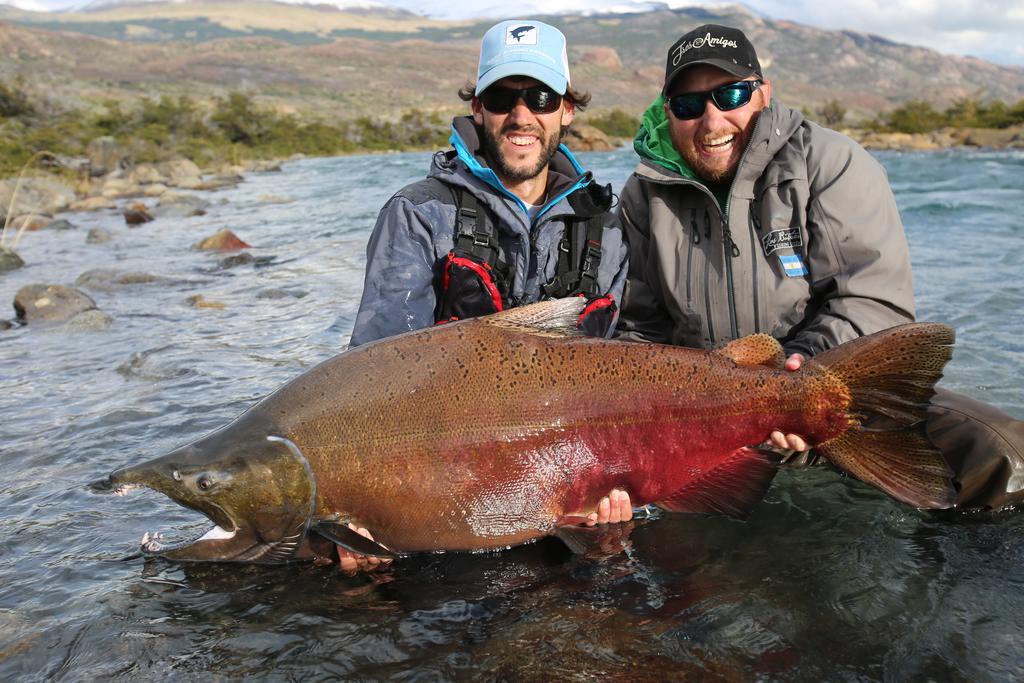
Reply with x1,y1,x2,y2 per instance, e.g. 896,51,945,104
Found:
90,298,956,564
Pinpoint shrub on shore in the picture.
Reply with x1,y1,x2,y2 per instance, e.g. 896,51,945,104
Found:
868,96,1024,134
4,78,1024,179
585,108,641,139
0,85,452,178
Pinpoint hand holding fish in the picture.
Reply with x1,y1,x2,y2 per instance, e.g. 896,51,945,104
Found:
585,488,633,526
769,353,810,452
337,524,393,575
338,487,636,574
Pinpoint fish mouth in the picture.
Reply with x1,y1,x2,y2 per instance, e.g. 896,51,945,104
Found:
139,525,237,556
99,479,243,557
90,429,317,564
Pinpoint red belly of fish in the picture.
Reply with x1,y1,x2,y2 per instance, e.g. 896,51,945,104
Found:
349,399,845,552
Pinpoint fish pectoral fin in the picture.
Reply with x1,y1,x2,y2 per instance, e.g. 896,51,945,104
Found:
715,334,786,368
554,520,635,556
656,447,781,519
311,521,398,558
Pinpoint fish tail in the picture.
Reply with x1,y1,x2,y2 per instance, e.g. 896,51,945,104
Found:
807,323,957,509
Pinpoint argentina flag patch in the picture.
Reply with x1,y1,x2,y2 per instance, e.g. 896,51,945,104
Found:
778,253,808,278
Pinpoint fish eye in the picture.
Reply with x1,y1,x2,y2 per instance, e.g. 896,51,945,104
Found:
197,475,215,492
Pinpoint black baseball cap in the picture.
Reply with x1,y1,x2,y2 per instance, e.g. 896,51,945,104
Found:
663,24,763,94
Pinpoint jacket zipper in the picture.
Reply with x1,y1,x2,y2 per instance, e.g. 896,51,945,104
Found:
704,249,715,343
718,110,773,340
749,226,760,332
719,204,740,340
687,208,697,304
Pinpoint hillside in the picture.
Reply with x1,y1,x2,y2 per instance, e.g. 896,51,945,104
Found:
1,1,1023,122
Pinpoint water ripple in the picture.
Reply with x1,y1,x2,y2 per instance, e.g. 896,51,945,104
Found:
0,149,1022,680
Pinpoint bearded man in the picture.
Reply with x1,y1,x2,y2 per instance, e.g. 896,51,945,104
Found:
351,19,628,348
616,24,1024,511
344,20,633,573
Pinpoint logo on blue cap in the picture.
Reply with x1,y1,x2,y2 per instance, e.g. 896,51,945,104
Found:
507,25,537,45
476,20,570,96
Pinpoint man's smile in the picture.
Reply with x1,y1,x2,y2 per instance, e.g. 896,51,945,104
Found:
699,132,737,154
508,134,540,147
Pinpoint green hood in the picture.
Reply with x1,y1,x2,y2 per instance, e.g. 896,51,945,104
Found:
632,95,697,180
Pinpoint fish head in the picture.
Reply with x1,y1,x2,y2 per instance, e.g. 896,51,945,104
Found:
90,419,315,564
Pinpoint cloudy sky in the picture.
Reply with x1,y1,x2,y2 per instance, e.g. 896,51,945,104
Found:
6,0,1023,66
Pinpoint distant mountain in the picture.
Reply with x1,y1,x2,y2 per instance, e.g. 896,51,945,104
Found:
76,0,395,12
1,1,1022,122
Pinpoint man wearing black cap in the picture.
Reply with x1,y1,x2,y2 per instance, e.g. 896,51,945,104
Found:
615,24,1024,511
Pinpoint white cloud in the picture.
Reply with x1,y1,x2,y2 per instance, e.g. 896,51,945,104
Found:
0,0,49,10
751,0,1024,64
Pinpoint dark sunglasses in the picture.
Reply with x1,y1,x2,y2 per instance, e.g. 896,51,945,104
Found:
479,85,563,115
668,80,763,120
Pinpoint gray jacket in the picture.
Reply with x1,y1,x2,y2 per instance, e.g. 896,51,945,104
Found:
616,99,914,357
351,117,629,347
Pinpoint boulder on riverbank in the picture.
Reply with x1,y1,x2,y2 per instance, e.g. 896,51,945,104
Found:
5,214,52,232
0,247,25,273
847,123,1024,151
951,126,1024,148
563,124,619,152
75,268,184,291
70,196,116,212
86,228,113,244
193,229,250,252
47,218,76,231
60,309,115,331
13,283,111,328
152,193,210,218
157,159,204,189
0,178,77,221
187,294,227,309
86,137,130,177
123,203,153,226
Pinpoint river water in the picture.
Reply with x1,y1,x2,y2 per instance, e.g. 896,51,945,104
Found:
1,147,1022,681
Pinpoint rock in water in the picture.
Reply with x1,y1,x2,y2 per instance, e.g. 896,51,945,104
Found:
0,247,25,273
14,284,98,324
193,229,250,252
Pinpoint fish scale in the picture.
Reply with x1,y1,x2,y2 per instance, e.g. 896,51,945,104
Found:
91,298,956,563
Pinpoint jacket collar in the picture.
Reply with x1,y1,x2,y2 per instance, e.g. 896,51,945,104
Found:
445,116,592,220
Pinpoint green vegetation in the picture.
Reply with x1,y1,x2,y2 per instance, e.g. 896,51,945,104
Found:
869,97,1024,133
5,74,1024,179
0,79,34,118
586,108,641,139
817,100,847,127
0,82,451,177
18,17,332,45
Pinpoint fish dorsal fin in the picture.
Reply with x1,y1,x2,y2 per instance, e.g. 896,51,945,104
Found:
656,447,781,519
312,520,399,558
715,334,785,368
484,297,588,338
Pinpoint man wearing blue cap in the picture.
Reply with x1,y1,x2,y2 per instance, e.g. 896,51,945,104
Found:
351,19,628,349
341,20,633,573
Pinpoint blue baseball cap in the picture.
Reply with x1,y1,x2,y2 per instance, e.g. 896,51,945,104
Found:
475,20,571,96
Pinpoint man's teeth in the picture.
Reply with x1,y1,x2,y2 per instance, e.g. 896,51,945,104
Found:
509,136,537,146
704,134,736,148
